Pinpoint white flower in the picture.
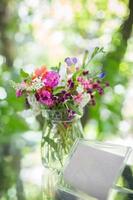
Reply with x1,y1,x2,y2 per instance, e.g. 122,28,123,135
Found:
80,93,91,108
76,85,84,93
31,77,44,90
27,95,41,116
58,65,67,86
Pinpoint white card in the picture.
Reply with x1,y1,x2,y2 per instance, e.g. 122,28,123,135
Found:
63,143,126,200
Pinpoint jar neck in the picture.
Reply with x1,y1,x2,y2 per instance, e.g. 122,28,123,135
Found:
42,109,83,122
43,117,83,134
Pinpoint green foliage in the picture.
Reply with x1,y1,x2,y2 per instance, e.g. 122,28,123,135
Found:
67,101,82,115
83,47,105,69
0,0,132,142
0,69,29,143
20,69,29,79
72,69,83,81
90,47,105,61
53,86,65,95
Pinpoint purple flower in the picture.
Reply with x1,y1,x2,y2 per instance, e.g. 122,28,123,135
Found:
92,83,99,89
83,70,89,75
59,96,65,103
98,72,106,78
65,92,71,98
61,90,66,94
38,90,54,107
43,71,60,88
87,89,93,93
67,109,76,120
64,57,72,66
16,89,22,97
72,57,78,64
97,88,104,95
35,92,40,101
58,92,71,103
105,82,110,87
68,79,74,88
64,57,78,66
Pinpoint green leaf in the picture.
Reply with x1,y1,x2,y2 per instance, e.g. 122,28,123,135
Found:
41,136,57,151
58,62,61,68
90,47,105,60
84,47,105,69
82,50,89,67
9,80,17,89
20,69,29,79
67,102,81,115
72,69,83,82
51,66,59,72
53,86,65,95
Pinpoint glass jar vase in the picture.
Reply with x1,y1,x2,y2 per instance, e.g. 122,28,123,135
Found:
41,109,84,171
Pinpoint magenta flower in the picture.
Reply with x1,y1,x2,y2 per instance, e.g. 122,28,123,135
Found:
16,89,22,97
38,90,54,107
78,77,93,90
82,80,93,90
43,71,60,88
77,76,84,82
73,93,83,104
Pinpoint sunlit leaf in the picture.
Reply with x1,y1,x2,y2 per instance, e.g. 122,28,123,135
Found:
20,69,29,79
53,86,65,95
72,69,83,82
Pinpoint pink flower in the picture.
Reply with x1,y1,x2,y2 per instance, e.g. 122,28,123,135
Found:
82,80,93,90
77,76,84,82
43,71,60,88
73,93,83,104
38,89,54,107
16,89,22,97
78,77,93,90
21,81,27,87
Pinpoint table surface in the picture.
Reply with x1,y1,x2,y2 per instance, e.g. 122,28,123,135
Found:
0,137,133,200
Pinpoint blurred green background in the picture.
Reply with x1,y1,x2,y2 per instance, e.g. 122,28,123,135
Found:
0,0,133,199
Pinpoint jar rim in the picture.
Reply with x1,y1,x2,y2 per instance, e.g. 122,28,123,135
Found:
42,108,83,122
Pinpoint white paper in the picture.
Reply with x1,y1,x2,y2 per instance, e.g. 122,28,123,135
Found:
63,143,125,200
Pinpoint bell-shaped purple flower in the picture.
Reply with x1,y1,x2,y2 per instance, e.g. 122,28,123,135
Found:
72,57,78,64
64,57,78,66
64,57,72,66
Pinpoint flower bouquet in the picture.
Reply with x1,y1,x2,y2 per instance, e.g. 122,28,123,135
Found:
11,47,109,171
